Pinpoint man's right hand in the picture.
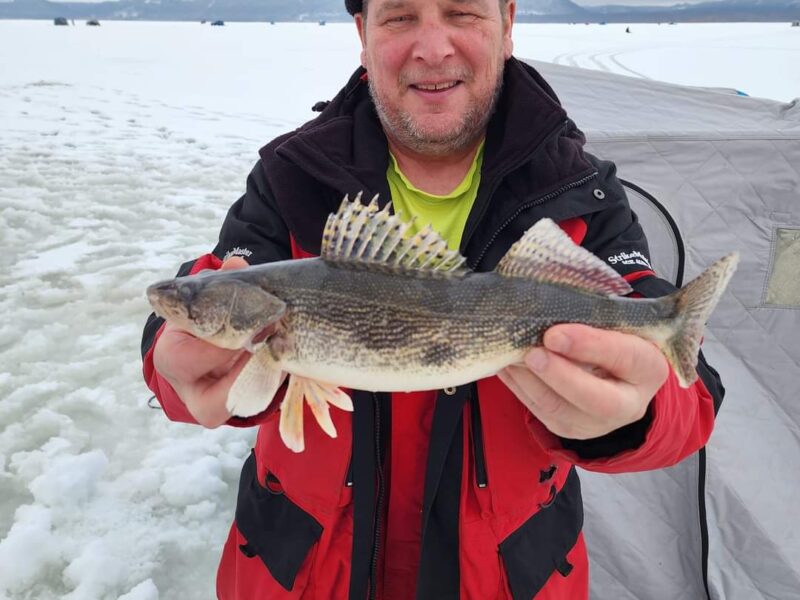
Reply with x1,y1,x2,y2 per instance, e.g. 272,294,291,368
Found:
152,256,251,428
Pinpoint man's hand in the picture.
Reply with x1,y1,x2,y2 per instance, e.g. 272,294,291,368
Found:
153,256,251,428
498,324,670,440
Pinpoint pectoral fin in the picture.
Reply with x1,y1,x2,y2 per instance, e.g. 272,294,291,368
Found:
279,375,305,453
308,380,354,412
303,382,338,438
277,376,354,453
226,348,287,418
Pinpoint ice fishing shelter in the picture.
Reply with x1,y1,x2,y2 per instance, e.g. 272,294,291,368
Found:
523,60,800,599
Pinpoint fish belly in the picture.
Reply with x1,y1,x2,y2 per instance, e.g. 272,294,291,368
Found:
280,348,526,392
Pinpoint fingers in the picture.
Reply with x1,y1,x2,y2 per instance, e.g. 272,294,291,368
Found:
154,323,249,429
501,324,669,440
188,350,252,428
523,348,641,425
499,363,567,419
157,324,246,381
499,364,591,439
220,256,249,270
542,324,669,388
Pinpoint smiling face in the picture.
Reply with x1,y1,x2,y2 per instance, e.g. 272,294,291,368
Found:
356,0,515,157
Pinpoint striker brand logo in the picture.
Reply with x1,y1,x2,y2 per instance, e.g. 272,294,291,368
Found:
224,246,254,261
607,250,652,270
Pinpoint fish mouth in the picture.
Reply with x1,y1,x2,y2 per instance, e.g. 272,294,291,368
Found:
147,283,226,340
146,281,193,321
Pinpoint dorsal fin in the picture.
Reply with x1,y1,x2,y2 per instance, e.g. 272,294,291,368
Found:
321,194,469,276
497,218,634,296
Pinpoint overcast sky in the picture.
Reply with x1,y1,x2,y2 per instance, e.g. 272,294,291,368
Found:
573,0,709,6
5,0,742,8
17,0,727,6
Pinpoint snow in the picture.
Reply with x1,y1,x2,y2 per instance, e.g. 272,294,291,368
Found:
512,22,800,101
0,18,797,600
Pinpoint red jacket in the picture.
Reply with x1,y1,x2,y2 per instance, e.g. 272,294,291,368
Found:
141,59,722,600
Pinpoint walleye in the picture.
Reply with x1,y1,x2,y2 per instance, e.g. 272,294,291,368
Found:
147,196,738,452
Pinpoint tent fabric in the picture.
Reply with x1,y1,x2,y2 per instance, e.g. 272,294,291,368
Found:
526,60,800,600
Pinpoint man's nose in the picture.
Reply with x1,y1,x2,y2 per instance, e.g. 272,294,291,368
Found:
411,20,456,65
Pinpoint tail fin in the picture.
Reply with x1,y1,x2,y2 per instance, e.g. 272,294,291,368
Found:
661,253,739,387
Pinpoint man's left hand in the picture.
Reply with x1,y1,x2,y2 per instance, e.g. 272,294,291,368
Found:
498,324,670,440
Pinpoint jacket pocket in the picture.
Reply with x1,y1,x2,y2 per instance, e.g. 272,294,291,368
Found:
498,468,583,600
235,451,324,592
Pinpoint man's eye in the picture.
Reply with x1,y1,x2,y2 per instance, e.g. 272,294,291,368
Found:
385,15,414,24
450,12,479,21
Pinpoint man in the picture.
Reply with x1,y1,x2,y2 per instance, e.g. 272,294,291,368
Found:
141,1,724,598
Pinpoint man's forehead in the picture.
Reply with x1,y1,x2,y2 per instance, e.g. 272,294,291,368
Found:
371,0,491,14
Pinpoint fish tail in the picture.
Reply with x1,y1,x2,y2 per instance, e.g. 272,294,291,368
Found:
656,253,738,387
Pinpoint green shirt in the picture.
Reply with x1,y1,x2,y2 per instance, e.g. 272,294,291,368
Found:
387,141,485,251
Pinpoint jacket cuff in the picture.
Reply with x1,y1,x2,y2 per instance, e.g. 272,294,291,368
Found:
558,404,654,460
523,400,655,462
525,368,715,471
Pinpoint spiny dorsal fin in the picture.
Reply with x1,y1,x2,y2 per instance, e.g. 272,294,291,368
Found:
497,218,634,296
321,194,469,276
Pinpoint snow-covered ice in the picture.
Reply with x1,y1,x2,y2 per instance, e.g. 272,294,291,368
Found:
0,18,797,600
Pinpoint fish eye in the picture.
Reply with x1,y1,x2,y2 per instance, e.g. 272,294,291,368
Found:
177,284,195,302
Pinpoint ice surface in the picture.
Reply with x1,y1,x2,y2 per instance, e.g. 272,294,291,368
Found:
0,18,796,600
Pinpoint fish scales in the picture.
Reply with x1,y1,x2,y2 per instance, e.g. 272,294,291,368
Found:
225,259,676,388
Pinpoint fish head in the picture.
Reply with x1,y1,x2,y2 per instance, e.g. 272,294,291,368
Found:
146,274,287,349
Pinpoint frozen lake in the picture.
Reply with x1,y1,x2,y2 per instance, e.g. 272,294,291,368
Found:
0,19,798,600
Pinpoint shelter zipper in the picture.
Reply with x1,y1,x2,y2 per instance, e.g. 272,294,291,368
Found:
462,119,571,255
469,386,488,488
469,170,599,270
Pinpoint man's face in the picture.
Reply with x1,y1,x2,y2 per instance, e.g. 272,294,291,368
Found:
356,0,515,157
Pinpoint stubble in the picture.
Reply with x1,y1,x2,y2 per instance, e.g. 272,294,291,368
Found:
368,60,505,157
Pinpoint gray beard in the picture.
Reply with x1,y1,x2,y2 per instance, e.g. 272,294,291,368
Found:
368,67,504,158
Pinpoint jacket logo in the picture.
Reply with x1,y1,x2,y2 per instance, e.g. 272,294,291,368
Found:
224,246,254,261
607,250,652,270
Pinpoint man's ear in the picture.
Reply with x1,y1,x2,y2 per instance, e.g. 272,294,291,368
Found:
503,1,516,59
355,13,368,68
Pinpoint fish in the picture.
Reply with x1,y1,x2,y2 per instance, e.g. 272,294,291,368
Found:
147,195,738,452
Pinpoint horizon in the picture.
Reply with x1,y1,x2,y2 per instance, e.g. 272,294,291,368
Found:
3,1,800,27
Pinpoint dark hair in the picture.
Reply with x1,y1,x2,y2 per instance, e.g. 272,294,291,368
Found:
345,0,510,16
345,0,362,15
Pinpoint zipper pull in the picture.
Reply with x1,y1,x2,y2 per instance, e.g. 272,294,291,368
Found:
345,457,354,487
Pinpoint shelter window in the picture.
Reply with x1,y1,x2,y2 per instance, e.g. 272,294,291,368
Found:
764,227,800,308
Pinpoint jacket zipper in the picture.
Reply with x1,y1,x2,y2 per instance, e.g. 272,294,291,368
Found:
469,170,599,270
462,119,571,253
469,387,488,488
345,458,353,487
369,392,386,600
